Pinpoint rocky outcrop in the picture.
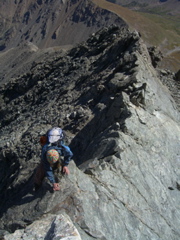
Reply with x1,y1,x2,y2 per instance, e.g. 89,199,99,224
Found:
158,68,180,110
176,69,180,81
4,213,82,240
0,25,180,240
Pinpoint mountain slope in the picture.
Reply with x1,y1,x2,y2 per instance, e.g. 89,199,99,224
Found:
108,0,180,16
0,0,126,51
0,0,179,72
93,0,179,47
0,25,180,240
93,0,180,71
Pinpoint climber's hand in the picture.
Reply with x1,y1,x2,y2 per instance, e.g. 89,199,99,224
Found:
62,166,70,175
53,183,60,191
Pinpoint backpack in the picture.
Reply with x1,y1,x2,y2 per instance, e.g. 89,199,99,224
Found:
40,135,48,146
41,128,64,163
47,127,64,143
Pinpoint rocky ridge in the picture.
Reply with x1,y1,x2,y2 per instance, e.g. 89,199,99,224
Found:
0,25,180,240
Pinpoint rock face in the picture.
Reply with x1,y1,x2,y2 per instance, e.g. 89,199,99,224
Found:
0,0,126,51
0,25,180,240
4,213,82,240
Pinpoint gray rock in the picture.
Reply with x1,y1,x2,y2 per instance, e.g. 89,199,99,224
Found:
0,25,180,240
4,213,82,240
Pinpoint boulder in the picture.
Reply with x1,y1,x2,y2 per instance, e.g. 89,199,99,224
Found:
4,213,82,240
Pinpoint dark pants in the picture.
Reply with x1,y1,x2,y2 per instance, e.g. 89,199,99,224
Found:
34,162,45,187
34,161,61,187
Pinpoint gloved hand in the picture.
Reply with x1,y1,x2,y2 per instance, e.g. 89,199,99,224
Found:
53,183,60,191
62,166,70,175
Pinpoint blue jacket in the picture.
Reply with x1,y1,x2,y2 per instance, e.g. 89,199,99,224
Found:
41,142,73,183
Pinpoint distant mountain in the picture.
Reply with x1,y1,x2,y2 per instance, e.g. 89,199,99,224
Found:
0,0,126,51
107,0,180,15
0,0,179,72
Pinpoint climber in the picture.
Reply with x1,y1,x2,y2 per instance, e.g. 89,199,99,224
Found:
34,127,73,191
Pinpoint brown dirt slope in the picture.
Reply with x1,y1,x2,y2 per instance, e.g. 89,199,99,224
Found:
93,0,180,72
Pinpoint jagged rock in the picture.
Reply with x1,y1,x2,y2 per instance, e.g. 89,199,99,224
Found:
158,69,180,110
176,69,180,81
0,25,180,240
4,213,82,240
148,46,163,68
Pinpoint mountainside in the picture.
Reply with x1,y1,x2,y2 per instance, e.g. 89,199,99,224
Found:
93,0,180,72
0,0,126,51
0,25,180,240
107,0,180,15
1,0,179,72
